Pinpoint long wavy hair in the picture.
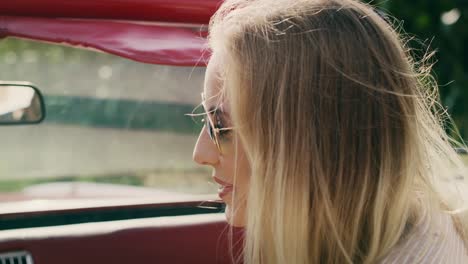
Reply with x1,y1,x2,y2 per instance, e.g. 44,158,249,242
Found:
208,0,468,263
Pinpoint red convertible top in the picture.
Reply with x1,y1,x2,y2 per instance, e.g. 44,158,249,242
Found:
0,0,221,66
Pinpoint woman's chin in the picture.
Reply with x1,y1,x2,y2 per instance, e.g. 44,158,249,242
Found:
224,203,246,227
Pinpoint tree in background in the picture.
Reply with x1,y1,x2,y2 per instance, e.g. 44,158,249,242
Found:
371,0,467,143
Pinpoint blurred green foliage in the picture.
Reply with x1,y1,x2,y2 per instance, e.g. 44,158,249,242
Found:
44,95,200,133
372,0,468,142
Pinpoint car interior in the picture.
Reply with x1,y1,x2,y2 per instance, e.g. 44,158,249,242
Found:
0,1,245,264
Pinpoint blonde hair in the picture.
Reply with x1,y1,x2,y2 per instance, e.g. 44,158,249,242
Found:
208,0,468,263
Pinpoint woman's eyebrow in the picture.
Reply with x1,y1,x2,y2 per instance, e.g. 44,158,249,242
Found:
207,106,222,116
206,106,230,122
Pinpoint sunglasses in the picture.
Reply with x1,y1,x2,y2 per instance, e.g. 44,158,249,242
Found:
201,93,234,153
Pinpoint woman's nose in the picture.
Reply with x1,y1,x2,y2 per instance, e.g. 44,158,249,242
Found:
193,126,219,166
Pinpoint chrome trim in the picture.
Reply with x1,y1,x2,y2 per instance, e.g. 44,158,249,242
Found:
0,251,33,264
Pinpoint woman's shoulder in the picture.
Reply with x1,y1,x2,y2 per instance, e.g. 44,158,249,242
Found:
380,209,468,264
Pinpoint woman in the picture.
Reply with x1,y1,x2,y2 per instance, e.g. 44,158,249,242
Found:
192,0,468,263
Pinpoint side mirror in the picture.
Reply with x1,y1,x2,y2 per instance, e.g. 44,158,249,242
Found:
0,82,45,125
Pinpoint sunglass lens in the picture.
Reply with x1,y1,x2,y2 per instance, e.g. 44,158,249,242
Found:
204,117,214,140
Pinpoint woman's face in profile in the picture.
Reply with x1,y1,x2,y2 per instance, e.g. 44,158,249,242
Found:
193,54,250,227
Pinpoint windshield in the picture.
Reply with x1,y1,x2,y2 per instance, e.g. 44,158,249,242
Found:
0,38,215,204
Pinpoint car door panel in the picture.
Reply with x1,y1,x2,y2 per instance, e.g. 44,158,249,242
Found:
0,213,244,264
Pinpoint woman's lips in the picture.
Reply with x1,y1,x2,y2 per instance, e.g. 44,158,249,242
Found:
213,176,233,199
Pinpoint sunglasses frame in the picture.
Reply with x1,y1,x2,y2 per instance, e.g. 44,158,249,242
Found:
201,92,233,153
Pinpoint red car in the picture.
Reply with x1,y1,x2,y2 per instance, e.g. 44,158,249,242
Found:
0,1,243,263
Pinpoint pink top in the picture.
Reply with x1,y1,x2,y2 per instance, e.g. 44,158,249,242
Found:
380,208,468,263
